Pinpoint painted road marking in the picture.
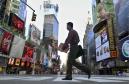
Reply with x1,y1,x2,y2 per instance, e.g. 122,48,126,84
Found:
53,77,80,82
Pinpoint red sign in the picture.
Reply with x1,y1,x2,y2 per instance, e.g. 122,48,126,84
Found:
9,13,24,31
1,31,13,54
22,45,34,62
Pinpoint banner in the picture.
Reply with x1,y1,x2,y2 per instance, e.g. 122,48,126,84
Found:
30,24,41,45
1,31,13,55
9,35,25,58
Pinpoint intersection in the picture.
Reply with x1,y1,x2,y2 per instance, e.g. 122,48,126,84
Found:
0,75,128,84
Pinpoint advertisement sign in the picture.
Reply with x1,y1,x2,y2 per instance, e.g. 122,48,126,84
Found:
96,0,115,21
15,58,21,66
107,17,116,53
22,44,34,62
9,35,25,58
1,31,13,55
18,0,27,21
30,24,41,45
113,0,129,34
0,0,7,20
0,28,5,52
8,13,25,31
20,61,25,67
8,58,15,65
119,35,129,60
95,27,110,61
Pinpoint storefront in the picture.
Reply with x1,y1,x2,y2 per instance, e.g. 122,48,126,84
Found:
0,56,8,74
6,57,32,74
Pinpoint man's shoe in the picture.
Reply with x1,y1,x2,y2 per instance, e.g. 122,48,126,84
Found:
62,77,72,80
87,69,91,79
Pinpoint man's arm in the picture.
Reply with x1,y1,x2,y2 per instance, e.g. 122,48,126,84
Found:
62,31,73,50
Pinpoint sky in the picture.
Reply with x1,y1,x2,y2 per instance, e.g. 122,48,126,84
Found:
26,0,92,66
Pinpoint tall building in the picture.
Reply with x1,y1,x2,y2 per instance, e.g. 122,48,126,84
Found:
42,0,59,73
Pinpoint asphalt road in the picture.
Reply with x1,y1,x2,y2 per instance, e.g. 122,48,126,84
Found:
0,75,128,84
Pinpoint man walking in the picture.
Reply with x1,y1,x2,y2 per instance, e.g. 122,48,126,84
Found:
61,22,91,80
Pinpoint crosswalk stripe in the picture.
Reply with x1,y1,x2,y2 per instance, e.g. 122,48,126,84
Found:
53,77,80,82
75,77,127,82
18,77,53,81
0,77,19,80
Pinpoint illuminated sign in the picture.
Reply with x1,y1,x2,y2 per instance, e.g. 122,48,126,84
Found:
15,58,21,66
26,62,31,67
8,13,25,31
21,61,25,67
1,31,13,55
95,27,110,61
8,58,15,65
107,18,116,51
119,36,129,60
22,45,34,62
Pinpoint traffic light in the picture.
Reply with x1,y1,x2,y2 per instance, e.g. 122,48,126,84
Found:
31,12,37,21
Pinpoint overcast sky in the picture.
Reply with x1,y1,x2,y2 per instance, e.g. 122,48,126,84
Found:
26,0,92,65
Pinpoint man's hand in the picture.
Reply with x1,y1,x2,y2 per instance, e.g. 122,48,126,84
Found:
58,43,69,53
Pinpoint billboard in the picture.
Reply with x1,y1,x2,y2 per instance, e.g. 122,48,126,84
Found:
95,27,110,61
29,24,41,45
119,35,129,60
0,0,7,20
96,0,115,21
1,31,13,55
8,58,15,65
9,35,25,58
15,58,21,66
0,28,5,52
8,13,25,31
18,0,27,21
22,44,34,62
113,0,129,35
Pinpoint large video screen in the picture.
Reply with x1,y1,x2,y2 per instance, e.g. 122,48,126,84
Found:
95,27,110,61
22,44,34,62
8,13,25,31
1,31,13,55
119,35,129,60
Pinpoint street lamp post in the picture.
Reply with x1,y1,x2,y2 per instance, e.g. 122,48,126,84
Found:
32,47,36,75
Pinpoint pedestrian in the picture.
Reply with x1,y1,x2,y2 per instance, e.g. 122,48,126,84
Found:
60,22,91,80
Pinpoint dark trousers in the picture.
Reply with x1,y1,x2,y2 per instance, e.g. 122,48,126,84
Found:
66,45,89,77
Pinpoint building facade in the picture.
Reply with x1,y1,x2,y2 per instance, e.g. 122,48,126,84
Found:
42,0,59,74
92,0,129,75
